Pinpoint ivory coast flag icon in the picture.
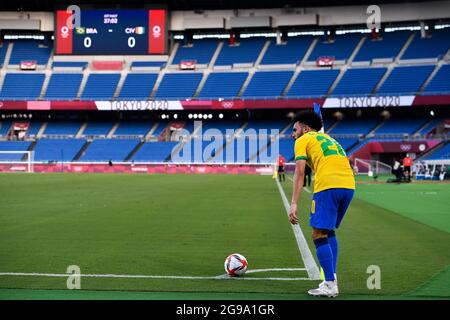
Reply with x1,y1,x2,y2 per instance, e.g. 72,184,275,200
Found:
135,27,145,35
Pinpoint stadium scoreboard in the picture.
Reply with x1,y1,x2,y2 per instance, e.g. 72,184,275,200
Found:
55,9,167,55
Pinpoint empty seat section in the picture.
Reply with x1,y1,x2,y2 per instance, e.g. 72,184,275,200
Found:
215,38,266,66
374,118,428,134
242,71,293,98
34,139,86,162
79,139,140,162
354,31,410,61
332,68,387,95
0,41,9,67
402,30,450,60
418,118,443,135
9,40,52,65
261,36,313,65
83,121,115,136
27,121,42,136
308,34,361,62
81,73,120,100
118,73,158,100
245,121,288,133
198,72,247,99
201,121,243,135
172,39,219,65
332,137,359,151
44,73,83,100
0,141,32,161
329,119,379,135
423,65,450,94
0,120,12,136
0,73,45,100
44,121,82,135
114,121,153,136
153,73,202,99
377,65,434,95
132,142,178,162
421,142,450,160
287,69,339,97
277,138,295,161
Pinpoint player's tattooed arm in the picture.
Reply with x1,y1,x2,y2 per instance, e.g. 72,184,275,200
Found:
289,160,306,224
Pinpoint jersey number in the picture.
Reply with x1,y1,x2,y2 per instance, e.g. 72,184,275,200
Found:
316,136,346,157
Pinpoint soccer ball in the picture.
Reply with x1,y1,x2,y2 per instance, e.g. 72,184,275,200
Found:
224,253,248,277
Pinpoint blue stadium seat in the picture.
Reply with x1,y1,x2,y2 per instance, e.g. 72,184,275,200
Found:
118,73,158,100
328,119,379,135
153,73,202,99
132,142,178,162
81,73,121,100
287,69,339,97
421,142,450,160
422,65,450,94
44,121,82,135
261,37,313,65
354,31,410,61
34,138,86,162
332,137,359,151
418,118,443,135
0,73,45,100
374,118,428,135
52,61,88,69
402,29,450,60
215,38,266,66
0,141,32,161
44,73,83,100
9,40,52,65
114,121,153,136
200,121,243,135
79,139,140,162
376,65,434,95
131,61,166,68
308,34,361,61
27,121,42,136
0,120,12,136
172,39,219,65
151,122,169,137
83,121,115,136
242,71,293,98
276,138,295,161
0,41,9,67
198,72,248,99
332,68,387,96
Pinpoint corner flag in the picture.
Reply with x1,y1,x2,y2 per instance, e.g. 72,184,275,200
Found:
313,102,324,133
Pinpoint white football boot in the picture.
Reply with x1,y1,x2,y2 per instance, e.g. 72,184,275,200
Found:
308,280,339,298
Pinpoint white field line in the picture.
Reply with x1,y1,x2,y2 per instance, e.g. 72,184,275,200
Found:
287,176,311,193
0,270,313,282
275,179,321,280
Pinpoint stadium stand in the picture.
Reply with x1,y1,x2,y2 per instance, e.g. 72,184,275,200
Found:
8,40,52,65
287,69,339,97
331,67,387,95
0,73,45,100
113,121,153,136
0,120,12,136
241,71,294,98
198,72,248,99
401,29,450,60
43,121,82,136
422,64,450,94
260,36,313,65
131,61,166,68
132,141,178,162
201,121,243,135
82,121,115,136
153,73,202,99
0,141,32,161
374,118,429,135
80,73,121,100
215,38,266,66
328,119,379,135
308,33,361,62
417,118,443,135
376,65,434,95
34,138,86,162
172,39,219,65
117,73,158,100
0,41,9,67
421,142,450,160
78,139,140,162
353,31,410,62
44,73,83,100
27,121,42,136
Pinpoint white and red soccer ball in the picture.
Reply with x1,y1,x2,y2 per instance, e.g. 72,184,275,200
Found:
224,253,248,277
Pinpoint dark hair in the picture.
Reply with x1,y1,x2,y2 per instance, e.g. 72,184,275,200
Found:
294,110,323,131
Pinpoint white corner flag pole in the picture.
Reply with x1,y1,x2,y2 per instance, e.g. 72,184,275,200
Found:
313,102,325,133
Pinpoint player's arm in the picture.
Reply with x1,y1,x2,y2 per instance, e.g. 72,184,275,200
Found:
289,159,306,224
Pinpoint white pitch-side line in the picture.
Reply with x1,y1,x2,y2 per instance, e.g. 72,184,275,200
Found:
245,268,306,274
0,272,313,281
287,176,311,193
275,179,321,280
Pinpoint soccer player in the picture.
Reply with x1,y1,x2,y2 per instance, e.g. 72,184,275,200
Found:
288,110,355,297
277,154,286,182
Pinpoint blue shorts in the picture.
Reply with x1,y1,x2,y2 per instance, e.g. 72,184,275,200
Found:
310,188,354,230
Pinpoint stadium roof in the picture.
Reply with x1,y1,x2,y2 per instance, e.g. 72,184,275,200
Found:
0,0,434,11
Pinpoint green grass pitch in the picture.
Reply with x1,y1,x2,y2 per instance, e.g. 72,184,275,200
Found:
0,173,449,299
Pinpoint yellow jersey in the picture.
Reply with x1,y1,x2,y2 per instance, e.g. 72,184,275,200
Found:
294,131,355,193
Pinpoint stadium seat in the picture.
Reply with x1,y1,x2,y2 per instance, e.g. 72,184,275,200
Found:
260,36,313,65
9,40,52,65
44,121,82,136
308,34,362,62
0,141,32,161
172,39,219,65
117,73,158,100
131,141,179,162
354,31,410,62
80,73,121,100
287,69,339,97
0,120,12,136
0,41,9,67
422,65,450,94
44,73,83,100
376,65,434,95
374,118,428,135
421,142,450,160
83,121,115,136
241,71,293,98
215,38,266,66
198,72,248,99
331,68,387,96
0,73,45,100
113,121,153,136
153,73,202,99
401,29,450,60
78,139,140,162
34,138,86,162
328,119,379,135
